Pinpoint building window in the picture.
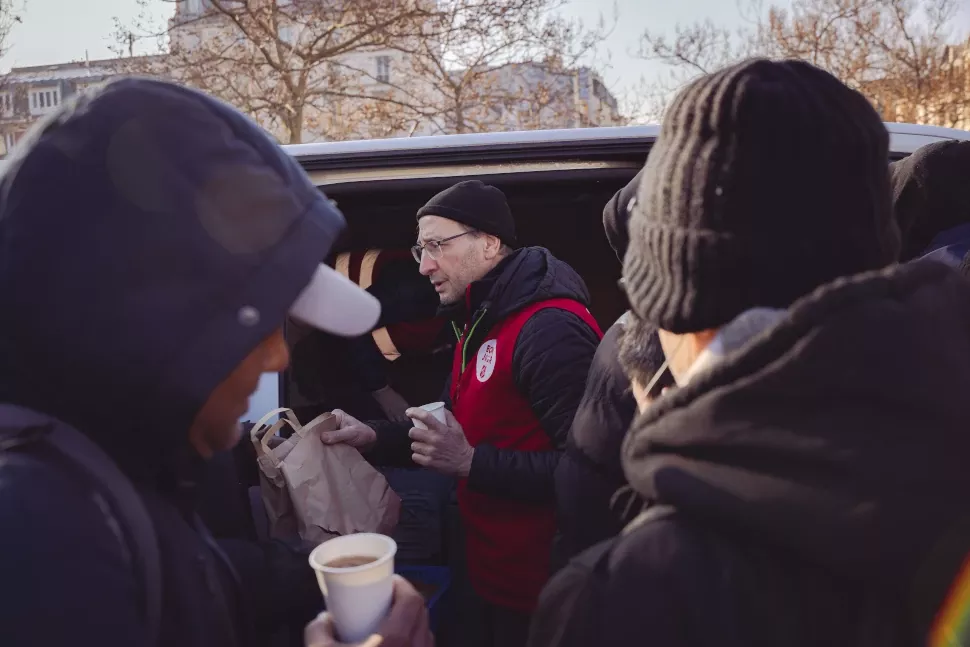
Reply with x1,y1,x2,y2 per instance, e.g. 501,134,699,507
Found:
376,56,391,83
279,25,296,45
0,93,11,115
30,87,61,113
190,0,214,14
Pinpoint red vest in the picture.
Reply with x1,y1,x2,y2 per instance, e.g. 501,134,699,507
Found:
450,298,602,611
334,249,446,360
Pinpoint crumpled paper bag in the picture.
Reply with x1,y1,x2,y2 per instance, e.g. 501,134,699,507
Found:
251,408,400,544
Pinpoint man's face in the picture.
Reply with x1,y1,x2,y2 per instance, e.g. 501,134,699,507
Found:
416,215,495,305
657,328,717,385
189,327,289,458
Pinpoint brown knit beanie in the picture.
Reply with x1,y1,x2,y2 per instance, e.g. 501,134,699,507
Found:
623,59,899,333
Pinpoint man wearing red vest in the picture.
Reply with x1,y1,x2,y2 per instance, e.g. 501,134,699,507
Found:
324,180,602,647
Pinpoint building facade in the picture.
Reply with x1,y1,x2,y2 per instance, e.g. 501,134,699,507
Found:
0,58,129,156
867,37,970,132
460,61,621,132
0,0,622,153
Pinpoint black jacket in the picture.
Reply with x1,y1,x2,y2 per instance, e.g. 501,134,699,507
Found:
0,80,341,646
552,316,638,567
530,261,970,647
198,440,322,646
369,247,601,503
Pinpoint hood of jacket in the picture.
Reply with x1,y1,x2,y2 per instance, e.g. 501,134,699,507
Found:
622,261,970,601
602,169,643,262
0,79,346,484
891,140,970,261
447,246,592,326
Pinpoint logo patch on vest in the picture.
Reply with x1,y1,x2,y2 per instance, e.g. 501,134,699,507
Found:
476,339,497,382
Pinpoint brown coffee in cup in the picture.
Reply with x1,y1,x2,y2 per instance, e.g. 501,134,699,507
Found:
324,555,378,569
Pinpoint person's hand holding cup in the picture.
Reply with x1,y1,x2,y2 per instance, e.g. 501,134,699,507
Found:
407,402,474,478
308,534,403,644
304,576,432,647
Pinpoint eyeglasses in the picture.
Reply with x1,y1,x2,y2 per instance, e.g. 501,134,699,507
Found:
411,231,474,263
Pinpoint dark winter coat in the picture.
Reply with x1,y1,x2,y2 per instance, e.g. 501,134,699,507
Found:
529,261,970,647
552,316,638,568
0,79,341,646
890,140,970,262
549,170,645,569
369,247,601,504
198,439,323,646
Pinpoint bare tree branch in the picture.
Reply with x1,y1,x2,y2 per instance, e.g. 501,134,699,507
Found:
634,0,969,128
0,0,23,66
111,0,619,143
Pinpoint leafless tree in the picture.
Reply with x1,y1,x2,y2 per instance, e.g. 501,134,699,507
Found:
0,0,24,67
113,0,441,144
113,0,617,143
634,0,969,128
359,0,617,135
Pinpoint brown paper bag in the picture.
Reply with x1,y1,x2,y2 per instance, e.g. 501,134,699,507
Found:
252,408,401,544
250,408,303,539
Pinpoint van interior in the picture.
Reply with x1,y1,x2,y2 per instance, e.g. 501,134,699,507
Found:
283,166,643,416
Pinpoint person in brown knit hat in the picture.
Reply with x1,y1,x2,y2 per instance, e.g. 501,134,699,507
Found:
529,59,970,647
622,58,899,335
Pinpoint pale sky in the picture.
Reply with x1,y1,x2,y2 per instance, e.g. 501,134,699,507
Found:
2,0,968,101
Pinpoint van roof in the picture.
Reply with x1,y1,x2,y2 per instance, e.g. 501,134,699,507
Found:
0,123,965,173
282,123,970,162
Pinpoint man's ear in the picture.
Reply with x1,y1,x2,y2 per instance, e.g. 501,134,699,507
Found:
482,234,503,260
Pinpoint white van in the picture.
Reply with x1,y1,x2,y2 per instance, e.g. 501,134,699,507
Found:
126,122,965,422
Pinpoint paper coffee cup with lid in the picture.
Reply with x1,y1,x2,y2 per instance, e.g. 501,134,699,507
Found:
409,401,447,430
308,533,398,643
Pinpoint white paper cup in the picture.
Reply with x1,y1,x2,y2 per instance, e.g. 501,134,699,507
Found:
409,401,447,430
308,533,397,643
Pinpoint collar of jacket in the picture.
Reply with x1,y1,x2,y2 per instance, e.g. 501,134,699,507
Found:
678,307,786,386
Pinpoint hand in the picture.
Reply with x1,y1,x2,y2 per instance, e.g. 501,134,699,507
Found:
407,407,474,478
371,386,411,425
304,576,433,647
320,409,377,451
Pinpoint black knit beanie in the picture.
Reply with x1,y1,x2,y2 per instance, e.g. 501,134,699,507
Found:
890,140,970,261
603,168,644,262
623,58,899,333
416,180,517,246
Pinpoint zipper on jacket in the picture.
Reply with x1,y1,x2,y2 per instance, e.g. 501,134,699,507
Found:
461,308,488,373
452,307,487,407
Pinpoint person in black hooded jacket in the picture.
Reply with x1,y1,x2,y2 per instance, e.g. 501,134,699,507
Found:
551,168,674,569
0,78,430,647
891,140,970,267
325,180,602,647
529,59,970,647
